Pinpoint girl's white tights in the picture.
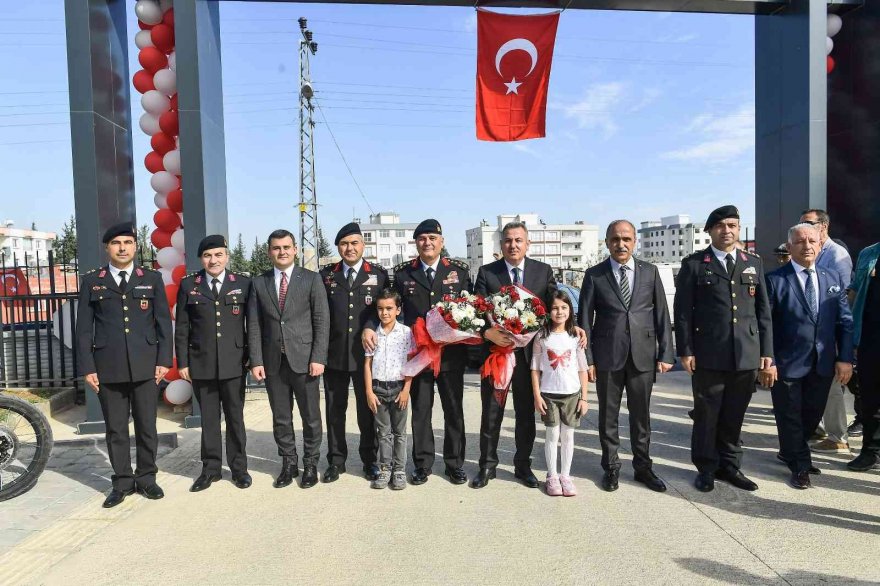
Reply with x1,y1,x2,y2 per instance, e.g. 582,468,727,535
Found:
545,423,575,477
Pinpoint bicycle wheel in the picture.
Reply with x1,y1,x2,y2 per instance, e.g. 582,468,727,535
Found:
0,394,54,502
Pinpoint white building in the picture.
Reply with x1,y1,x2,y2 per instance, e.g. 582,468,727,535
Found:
465,214,600,277
637,214,755,262
358,212,418,269
0,221,55,266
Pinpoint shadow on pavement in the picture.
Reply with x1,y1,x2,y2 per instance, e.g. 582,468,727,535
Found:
675,558,879,586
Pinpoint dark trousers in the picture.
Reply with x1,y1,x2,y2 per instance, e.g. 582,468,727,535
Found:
771,370,832,473
478,348,536,470
858,339,880,456
410,366,466,470
98,379,159,491
596,355,655,472
690,368,757,474
323,367,377,467
264,356,322,466
192,375,248,477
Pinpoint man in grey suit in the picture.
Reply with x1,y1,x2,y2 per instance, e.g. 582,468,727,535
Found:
248,229,330,489
578,220,674,493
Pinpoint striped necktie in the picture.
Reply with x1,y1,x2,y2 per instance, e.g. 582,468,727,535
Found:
279,271,288,312
619,265,631,308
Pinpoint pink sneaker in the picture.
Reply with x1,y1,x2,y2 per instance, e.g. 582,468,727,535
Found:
545,475,563,496
560,475,577,497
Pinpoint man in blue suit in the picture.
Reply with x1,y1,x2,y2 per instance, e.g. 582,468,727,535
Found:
765,223,854,489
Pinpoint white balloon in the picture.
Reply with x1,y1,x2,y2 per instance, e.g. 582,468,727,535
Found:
168,51,176,72
827,14,842,38
139,112,160,135
135,0,163,25
164,379,193,405
150,171,179,194
171,229,186,253
141,90,170,115
160,0,174,12
826,36,834,56
157,246,185,269
153,192,169,209
163,149,181,175
134,30,154,50
159,267,174,286
153,68,177,95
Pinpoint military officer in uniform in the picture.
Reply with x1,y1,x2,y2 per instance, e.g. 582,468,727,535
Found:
363,219,473,486
319,222,388,483
75,222,173,508
674,205,774,493
175,235,252,492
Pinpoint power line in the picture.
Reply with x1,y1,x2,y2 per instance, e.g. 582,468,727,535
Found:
313,100,375,215
0,121,68,128
0,139,67,146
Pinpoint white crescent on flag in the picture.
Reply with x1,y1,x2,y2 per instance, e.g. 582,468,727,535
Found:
494,38,538,95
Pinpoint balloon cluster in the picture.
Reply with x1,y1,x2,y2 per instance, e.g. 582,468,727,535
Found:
827,14,842,74
133,0,191,405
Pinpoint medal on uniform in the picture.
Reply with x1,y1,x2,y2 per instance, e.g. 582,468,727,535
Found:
749,285,756,297
141,299,149,310
365,295,373,305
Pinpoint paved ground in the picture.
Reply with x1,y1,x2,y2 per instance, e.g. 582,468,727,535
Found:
0,372,877,585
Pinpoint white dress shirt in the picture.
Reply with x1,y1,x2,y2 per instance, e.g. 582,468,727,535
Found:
206,270,226,293
343,259,364,281
504,259,525,285
365,321,415,382
609,257,635,287
108,262,135,286
274,265,294,298
791,260,819,310
421,259,440,279
710,245,737,271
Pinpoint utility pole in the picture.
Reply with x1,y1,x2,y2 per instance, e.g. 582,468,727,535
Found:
297,18,319,270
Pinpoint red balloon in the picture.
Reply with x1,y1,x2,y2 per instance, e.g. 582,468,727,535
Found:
152,260,161,270
151,229,173,249
172,264,187,285
132,70,155,94
154,208,181,231
138,47,168,73
144,151,165,173
159,110,179,136
138,20,154,31
827,56,836,74
151,132,176,155
150,23,175,54
166,189,184,213
170,93,178,111
163,8,174,28
164,284,179,311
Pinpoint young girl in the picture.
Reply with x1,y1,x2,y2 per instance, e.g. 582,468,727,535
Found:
531,291,589,496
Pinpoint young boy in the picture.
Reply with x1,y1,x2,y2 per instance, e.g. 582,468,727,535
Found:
364,289,414,490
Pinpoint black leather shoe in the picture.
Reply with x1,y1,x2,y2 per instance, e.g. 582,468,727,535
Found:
847,420,863,437
807,465,821,475
363,463,380,481
137,483,165,500
717,469,758,491
274,458,299,488
847,452,880,472
788,471,811,489
323,464,345,483
190,472,222,492
514,467,539,488
601,469,619,492
232,473,252,489
102,488,134,508
411,467,431,485
470,468,496,488
634,469,667,492
694,472,715,492
301,465,318,488
444,467,468,485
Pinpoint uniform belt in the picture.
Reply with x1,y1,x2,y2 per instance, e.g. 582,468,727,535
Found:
372,379,404,390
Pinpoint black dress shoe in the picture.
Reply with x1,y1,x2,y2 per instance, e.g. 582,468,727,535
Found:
190,472,222,492
601,469,619,492
514,467,539,488
411,467,432,485
807,465,821,475
788,471,811,489
716,469,758,491
847,420,863,437
694,472,715,492
444,467,468,485
323,464,345,483
301,465,319,488
847,452,880,472
634,469,667,492
102,488,135,508
232,473,252,489
363,463,380,481
137,483,165,500
274,459,299,488
470,468,496,488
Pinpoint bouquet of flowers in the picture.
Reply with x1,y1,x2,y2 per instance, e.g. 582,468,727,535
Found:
480,285,547,405
402,291,491,377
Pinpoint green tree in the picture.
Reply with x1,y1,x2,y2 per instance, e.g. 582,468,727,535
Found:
228,234,249,273
317,226,332,259
440,246,450,258
136,224,154,263
249,237,272,275
54,215,77,265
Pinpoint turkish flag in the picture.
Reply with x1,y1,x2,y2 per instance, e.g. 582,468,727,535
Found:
476,9,560,142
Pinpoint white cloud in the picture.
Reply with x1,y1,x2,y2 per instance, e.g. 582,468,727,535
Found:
629,87,662,113
512,142,541,158
463,13,477,33
661,104,755,164
557,82,625,139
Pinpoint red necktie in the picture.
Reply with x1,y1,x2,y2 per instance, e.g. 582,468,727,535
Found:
279,272,288,312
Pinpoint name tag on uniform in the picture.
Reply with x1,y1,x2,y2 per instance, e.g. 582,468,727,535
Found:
364,275,378,286
135,285,153,289
742,267,757,275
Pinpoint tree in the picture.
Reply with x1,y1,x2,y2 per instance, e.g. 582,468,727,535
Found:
54,215,77,265
249,237,272,275
228,234,249,273
440,246,451,258
317,226,332,260
136,224,153,264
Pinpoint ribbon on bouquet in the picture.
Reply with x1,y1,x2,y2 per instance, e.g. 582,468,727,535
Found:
481,343,517,407
407,317,444,377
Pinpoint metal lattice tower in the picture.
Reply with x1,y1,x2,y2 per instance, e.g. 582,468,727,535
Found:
297,18,319,270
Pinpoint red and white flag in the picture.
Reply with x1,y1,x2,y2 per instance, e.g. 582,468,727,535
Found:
476,9,560,142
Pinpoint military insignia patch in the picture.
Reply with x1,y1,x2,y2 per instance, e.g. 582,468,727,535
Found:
365,295,373,305
232,305,240,315
140,299,149,310
749,285,756,297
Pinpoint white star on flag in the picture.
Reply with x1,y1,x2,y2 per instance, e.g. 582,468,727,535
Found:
504,77,522,95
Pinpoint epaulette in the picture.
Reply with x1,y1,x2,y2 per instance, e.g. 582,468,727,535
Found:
321,262,336,273
394,259,414,273
185,271,199,279
447,258,470,271
85,268,98,275
744,249,760,258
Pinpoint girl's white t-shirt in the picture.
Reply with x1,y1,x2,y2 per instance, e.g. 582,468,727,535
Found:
530,331,589,395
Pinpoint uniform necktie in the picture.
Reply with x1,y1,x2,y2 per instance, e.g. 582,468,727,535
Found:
118,270,128,291
512,267,520,285
426,267,435,285
725,253,735,278
804,268,818,319
347,268,356,288
211,278,220,299
279,271,288,312
619,265,631,308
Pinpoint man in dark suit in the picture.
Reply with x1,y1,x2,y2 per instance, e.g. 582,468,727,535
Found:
175,235,252,492
319,222,388,483
248,229,329,489
75,222,172,508
674,205,774,493
471,221,559,489
578,220,674,493
766,223,853,488
362,219,472,486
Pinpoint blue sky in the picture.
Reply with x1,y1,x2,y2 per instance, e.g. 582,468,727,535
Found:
2,1,755,257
